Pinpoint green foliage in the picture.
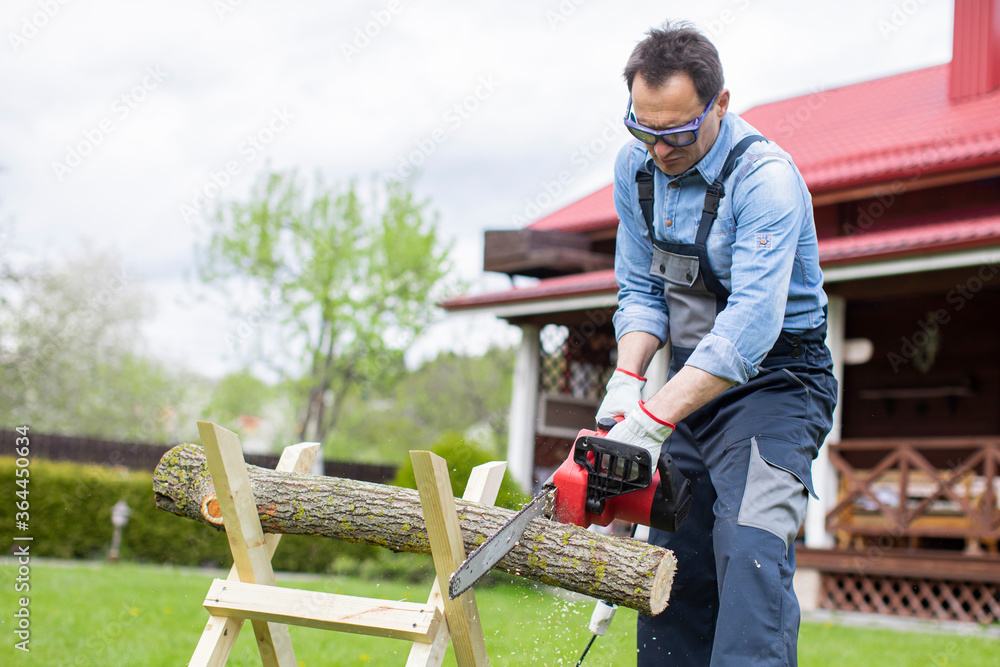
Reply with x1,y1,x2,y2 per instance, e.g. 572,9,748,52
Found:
9,562,998,666
394,347,515,451
392,432,531,510
0,457,379,572
204,369,273,424
0,456,230,564
198,170,451,445
0,562,647,666
0,248,200,443
324,346,515,465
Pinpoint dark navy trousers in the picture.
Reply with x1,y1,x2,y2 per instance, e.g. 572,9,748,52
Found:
638,327,837,666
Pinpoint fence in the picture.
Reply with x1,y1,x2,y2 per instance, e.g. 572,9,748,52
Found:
0,428,397,483
802,436,1000,623
826,437,1000,551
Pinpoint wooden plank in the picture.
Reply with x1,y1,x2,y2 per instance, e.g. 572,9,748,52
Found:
203,579,442,642
834,437,1000,451
797,547,1000,584
483,229,613,278
410,451,491,667
190,442,319,667
486,248,615,277
485,229,590,257
463,462,507,506
407,461,506,667
197,422,296,667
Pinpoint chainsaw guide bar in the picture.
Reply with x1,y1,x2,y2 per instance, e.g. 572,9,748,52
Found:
448,486,556,599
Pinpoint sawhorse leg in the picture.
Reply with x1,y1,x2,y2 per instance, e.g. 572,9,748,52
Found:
192,422,308,667
189,439,318,666
411,451,494,667
407,460,505,667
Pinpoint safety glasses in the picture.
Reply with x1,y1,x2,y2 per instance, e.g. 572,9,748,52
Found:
623,92,719,147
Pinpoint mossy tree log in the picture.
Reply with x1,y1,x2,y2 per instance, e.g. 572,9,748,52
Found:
153,444,675,615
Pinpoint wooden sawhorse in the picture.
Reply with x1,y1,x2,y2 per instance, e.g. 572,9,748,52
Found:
187,421,497,666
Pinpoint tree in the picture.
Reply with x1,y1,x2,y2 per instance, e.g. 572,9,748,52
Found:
198,170,450,445
396,347,515,452
323,345,514,464
204,369,273,425
0,247,197,442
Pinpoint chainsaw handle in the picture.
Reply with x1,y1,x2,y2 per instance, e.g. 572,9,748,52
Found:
595,414,625,434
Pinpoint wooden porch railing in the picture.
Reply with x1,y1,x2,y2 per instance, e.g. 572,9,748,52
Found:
826,437,1000,552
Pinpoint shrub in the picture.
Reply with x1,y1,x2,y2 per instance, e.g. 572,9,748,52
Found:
0,456,382,573
0,438,530,578
392,432,532,510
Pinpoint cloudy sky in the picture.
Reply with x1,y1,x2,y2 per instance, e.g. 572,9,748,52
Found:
1,0,955,378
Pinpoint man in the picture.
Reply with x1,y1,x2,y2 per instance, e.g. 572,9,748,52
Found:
596,22,837,666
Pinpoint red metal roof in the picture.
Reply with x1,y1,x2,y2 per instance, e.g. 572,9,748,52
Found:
525,63,1000,236
443,208,1000,311
819,208,1000,266
442,269,616,310
527,184,616,234
741,64,1000,193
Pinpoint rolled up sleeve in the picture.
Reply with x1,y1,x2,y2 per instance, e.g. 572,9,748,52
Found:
611,143,669,345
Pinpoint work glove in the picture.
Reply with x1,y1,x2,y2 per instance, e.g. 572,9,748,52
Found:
596,369,646,422
604,401,675,464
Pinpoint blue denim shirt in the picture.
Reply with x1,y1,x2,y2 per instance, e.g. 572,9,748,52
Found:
612,111,827,384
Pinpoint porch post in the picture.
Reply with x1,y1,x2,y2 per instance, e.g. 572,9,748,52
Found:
805,295,845,548
507,324,540,493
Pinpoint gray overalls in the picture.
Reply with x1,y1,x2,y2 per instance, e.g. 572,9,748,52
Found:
634,136,837,666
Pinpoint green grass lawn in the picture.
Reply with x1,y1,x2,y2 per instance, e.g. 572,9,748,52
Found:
0,560,997,666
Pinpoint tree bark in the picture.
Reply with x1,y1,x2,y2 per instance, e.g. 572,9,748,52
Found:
153,444,676,615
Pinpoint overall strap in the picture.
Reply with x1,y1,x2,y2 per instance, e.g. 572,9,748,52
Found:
635,169,657,242
694,134,766,245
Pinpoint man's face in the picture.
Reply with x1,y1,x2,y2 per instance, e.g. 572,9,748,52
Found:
630,72,729,176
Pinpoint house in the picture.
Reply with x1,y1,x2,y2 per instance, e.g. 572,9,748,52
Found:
442,0,1000,622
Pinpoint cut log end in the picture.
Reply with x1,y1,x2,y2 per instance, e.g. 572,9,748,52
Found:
650,551,677,615
201,493,224,525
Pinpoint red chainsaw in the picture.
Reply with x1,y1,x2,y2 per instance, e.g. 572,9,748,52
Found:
448,416,692,599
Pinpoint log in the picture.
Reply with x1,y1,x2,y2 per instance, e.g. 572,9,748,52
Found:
153,444,676,615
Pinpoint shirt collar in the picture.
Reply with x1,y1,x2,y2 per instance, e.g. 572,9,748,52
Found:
643,112,735,185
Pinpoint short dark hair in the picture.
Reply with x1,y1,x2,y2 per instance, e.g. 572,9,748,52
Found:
623,21,724,104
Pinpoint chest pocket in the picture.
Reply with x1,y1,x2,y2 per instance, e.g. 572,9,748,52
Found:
709,213,736,236
650,246,699,288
